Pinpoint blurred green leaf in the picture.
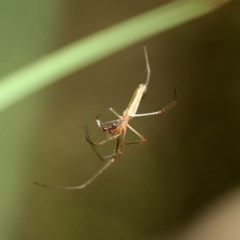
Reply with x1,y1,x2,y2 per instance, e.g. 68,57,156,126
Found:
0,0,229,112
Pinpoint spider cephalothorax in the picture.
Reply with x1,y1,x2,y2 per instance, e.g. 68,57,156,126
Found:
102,121,125,135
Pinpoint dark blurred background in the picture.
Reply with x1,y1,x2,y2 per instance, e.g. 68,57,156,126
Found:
0,1,239,240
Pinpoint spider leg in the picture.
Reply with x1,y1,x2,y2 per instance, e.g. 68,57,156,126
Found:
109,108,147,144
143,46,151,90
34,127,123,190
109,107,122,118
33,158,115,190
125,124,147,145
95,112,119,128
132,90,177,117
85,126,123,161
89,137,123,161
85,126,120,146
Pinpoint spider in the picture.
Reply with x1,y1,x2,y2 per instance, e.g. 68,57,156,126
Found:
34,47,177,190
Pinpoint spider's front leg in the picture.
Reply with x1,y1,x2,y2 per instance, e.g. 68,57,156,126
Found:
95,111,119,128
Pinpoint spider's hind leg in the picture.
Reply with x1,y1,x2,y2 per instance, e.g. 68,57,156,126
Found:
95,112,119,128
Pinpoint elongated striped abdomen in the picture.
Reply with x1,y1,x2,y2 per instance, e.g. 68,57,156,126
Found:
123,84,146,117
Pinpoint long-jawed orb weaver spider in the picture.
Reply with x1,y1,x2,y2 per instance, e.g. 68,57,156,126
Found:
34,46,177,190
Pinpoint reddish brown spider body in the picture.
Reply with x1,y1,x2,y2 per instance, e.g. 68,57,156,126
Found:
103,121,125,135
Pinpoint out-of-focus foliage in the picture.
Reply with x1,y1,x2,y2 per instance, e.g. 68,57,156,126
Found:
0,0,228,113
0,1,63,239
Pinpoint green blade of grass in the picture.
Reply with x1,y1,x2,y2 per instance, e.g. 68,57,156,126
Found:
0,0,229,112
